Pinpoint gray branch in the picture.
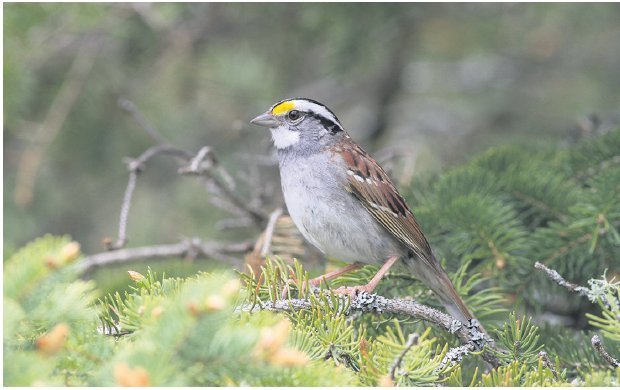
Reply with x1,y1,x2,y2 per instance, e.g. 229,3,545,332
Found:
118,97,169,145
107,145,190,250
178,147,267,225
104,98,271,254
591,335,620,368
437,344,475,372
534,261,614,309
239,291,499,368
80,238,253,274
260,208,284,257
534,262,590,297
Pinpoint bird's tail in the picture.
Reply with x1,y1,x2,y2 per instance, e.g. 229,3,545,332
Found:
404,256,474,325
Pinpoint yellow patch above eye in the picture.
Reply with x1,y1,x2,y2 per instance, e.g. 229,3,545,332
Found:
271,101,295,116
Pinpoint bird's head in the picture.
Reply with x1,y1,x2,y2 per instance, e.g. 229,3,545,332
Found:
251,98,344,152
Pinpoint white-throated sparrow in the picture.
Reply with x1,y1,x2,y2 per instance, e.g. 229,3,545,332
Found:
251,98,474,324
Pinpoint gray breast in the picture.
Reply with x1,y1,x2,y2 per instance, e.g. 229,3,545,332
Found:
278,153,405,264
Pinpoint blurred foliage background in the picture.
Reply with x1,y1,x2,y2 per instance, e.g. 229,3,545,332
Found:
4,3,620,294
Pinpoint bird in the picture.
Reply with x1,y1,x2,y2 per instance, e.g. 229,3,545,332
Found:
250,98,475,325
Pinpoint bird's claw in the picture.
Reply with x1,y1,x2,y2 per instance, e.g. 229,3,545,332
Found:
332,284,373,297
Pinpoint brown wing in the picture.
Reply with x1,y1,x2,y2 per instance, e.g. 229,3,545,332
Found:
330,138,475,322
332,139,435,264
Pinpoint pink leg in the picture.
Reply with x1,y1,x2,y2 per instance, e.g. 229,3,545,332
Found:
309,262,364,286
333,256,399,296
281,262,364,298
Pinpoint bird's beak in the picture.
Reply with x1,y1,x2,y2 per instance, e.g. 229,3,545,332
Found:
250,112,281,128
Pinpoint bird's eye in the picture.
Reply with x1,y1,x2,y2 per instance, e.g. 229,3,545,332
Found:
287,110,301,121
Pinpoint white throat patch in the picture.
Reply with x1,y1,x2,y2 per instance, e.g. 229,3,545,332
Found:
270,126,300,149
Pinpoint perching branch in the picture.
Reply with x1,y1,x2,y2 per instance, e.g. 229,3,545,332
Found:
239,291,499,368
591,335,620,368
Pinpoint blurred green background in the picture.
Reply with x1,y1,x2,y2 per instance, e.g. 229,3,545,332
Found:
4,3,620,293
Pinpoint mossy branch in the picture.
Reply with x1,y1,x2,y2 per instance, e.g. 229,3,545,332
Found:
239,290,499,368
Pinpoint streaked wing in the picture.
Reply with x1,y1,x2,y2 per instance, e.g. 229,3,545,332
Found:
334,140,435,264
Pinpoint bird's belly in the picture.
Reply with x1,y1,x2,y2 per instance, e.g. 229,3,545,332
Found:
280,164,403,263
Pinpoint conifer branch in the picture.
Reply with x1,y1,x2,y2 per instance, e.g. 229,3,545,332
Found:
240,291,499,368
511,190,568,222
539,233,592,265
591,335,620,368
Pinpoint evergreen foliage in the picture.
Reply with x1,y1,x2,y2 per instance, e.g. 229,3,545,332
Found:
4,128,619,386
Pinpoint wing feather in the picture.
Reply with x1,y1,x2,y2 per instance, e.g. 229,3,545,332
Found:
335,140,435,265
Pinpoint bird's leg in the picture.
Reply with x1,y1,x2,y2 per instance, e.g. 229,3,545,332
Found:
309,262,364,286
281,262,364,298
333,256,399,296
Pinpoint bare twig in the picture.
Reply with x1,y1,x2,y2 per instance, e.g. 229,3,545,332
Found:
80,238,253,274
390,333,419,381
591,335,620,368
534,262,590,297
260,208,283,257
106,145,190,250
239,291,499,368
178,147,267,225
110,168,137,250
534,261,614,309
104,98,271,254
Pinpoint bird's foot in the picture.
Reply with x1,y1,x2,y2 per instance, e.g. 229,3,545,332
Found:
332,284,374,297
